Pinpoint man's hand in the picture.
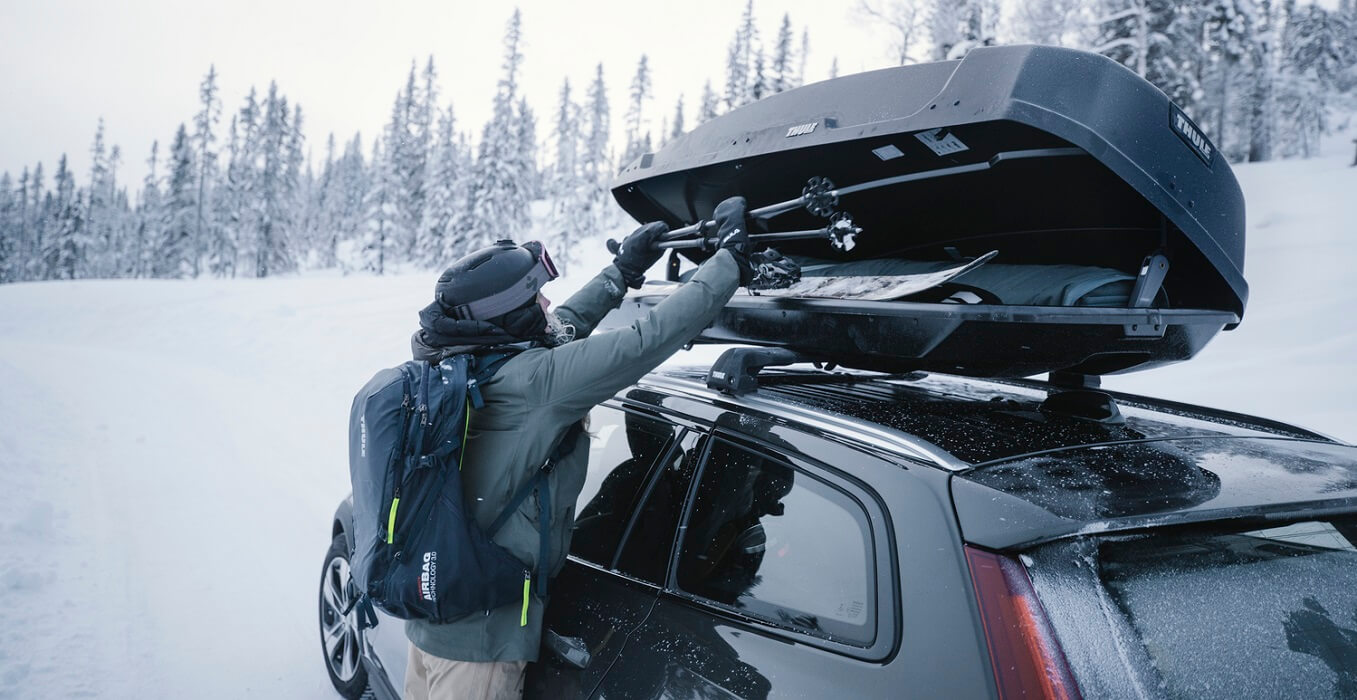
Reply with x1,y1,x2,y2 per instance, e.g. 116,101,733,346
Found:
609,222,669,289
711,196,755,286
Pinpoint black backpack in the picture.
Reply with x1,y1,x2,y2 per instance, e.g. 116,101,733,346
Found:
345,353,573,628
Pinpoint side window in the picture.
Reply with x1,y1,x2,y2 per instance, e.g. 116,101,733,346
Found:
614,431,705,586
676,439,875,645
569,405,680,568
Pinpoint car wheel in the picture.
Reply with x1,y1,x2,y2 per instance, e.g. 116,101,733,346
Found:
319,534,368,699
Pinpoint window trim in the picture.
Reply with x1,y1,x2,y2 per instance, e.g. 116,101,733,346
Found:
665,433,889,654
569,403,687,571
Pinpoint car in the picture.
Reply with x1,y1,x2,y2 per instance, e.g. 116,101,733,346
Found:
321,45,1357,698
320,351,1357,699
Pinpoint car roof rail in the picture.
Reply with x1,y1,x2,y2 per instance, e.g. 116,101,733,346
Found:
708,347,814,396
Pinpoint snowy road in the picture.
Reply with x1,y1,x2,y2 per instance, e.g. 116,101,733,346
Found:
1,156,1354,698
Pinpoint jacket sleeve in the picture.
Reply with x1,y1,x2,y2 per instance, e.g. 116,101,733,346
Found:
529,250,741,414
552,264,629,340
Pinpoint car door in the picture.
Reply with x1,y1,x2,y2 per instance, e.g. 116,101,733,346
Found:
525,403,703,697
594,416,897,699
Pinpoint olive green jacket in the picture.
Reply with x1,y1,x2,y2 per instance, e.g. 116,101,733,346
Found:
405,250,740,662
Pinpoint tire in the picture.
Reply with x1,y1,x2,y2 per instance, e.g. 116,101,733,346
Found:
319,533,369,699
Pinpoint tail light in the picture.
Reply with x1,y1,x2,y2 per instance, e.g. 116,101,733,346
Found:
965,546,1081,700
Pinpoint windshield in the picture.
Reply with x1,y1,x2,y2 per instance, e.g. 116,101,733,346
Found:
1024,517,1357,699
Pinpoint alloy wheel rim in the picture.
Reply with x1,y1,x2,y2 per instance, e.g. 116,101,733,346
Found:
321,555,361,682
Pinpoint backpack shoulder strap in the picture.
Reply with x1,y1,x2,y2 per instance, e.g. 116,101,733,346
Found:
465,351,515,409
486,422,586,597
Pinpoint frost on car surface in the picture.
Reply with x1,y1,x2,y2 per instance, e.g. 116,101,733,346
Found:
1025,517,1357,699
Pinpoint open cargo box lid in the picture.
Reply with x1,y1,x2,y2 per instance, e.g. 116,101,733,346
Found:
601,45,1248,378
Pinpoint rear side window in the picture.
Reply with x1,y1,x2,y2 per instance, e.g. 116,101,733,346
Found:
570,406,680,568
676,439,875,644
1026,517,1357,699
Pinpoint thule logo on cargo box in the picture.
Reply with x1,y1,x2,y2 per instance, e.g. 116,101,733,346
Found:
785,122,818,138
1171,106,1214,167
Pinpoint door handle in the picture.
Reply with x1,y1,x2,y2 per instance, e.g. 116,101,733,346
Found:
545,629,591,669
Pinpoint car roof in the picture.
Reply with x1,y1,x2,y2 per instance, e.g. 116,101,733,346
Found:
649,365,1333,467
646,365,1356,549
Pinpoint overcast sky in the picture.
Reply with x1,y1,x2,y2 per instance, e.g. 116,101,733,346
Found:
0,0,901,187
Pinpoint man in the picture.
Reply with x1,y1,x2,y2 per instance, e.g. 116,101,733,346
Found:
403,197,754,699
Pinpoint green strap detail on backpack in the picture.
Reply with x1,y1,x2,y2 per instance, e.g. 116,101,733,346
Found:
386,497,400,544
520,575,531,627
460,408,471,471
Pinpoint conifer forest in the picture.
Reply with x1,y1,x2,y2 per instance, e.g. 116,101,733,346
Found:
1,0,1353,286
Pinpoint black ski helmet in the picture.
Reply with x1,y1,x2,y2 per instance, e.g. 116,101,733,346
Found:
434,239,559,321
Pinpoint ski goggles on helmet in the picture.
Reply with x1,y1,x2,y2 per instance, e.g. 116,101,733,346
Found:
451,240,560,321
522,240,559,281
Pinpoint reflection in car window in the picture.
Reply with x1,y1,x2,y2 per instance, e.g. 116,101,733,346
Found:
677,440,874,644
615,431,705,585
570,406,679,568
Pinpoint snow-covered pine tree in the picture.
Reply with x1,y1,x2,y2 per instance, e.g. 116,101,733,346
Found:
386,65,421,260
771,13,796,92
24,163,44,281
132,140,162,279
419,106,466,267
362,136,395,274
286,104,309,264
928,0,965,60
546,78,586,275
750,46,769,101
84,119,112,278
799,28,811,85
517,96,540,200
580,62,616,239
100,145,133,278
725,0,759,109
698,81,720,123
307,133,339,268
413,56,438,244
335,132,369,263
829,57,840,79
192,65,220,277
670,95,686,141
43,155,83,280
1247,0,1280,162
1012,0,1087,46
253,83,296,277
0,173,15,283
624,55,653,165
857,0,926,65
9,168,30,282
1276,1,1350,157
1091,0,1205,123
155,124,196,278
1202,0,1257,161
466,9,532,248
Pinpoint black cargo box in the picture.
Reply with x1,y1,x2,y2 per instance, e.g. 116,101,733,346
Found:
601,45,1247,377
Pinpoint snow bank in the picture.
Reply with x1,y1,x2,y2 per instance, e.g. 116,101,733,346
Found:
1104,153,1357,441
0,152,1353,697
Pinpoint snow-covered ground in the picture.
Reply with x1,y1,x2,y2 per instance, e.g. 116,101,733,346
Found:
1,152,1354,698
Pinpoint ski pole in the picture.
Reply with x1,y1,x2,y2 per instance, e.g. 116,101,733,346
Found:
654,147,1087,243
654,228,831,250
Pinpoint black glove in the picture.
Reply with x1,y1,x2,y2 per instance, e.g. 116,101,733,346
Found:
608,221,669,289
711,196,755,285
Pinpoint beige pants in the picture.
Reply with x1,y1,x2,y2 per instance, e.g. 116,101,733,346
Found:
403,642,526,700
